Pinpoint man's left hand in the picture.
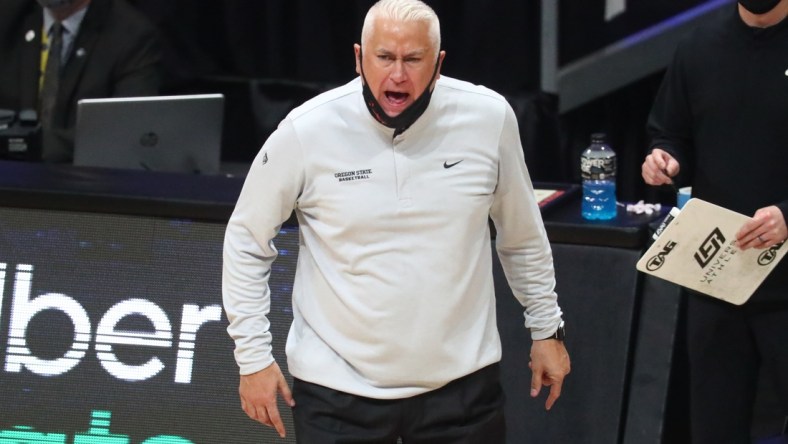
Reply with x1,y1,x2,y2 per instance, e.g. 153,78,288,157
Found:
736,205,788,250
529,339,571,410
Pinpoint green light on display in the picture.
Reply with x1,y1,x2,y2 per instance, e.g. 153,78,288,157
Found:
0,425,67,443
73,411,129,444
0,411,193,444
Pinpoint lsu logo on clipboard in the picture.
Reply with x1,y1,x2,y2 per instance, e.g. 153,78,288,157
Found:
693,228,726,268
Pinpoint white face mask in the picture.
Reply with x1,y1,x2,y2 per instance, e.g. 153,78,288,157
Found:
36,0,76,9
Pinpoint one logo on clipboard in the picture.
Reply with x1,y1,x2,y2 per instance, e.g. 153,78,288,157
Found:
694,228,725,268
646,241,677,271
758,240,785,266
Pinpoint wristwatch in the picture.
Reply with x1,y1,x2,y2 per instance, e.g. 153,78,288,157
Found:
540,321,565,341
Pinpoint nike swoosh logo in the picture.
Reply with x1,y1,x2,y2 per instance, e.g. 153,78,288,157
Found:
444,160,463,169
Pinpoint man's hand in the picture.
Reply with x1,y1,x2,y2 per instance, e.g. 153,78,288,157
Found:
736,205,788,250
529,339,571,410
642,148,680,186
239,362,295,438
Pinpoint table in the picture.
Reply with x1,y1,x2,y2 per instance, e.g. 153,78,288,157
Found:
0,161,679,443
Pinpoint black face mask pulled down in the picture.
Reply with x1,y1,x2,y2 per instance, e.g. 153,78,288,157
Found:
358,48,441,137
739,0,781,14
36,0,76,9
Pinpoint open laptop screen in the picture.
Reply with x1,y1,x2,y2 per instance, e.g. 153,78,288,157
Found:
74,94,224,174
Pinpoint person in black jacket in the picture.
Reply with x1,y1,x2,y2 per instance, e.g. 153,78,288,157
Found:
0,0,161,162
642,1,788,442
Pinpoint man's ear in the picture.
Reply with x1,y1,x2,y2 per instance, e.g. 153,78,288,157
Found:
435,50,447,82
354,44,362,76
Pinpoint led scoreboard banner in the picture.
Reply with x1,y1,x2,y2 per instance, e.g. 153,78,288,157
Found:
0,207,299,443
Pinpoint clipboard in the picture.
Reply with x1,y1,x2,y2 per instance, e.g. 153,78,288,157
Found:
636,198,787,305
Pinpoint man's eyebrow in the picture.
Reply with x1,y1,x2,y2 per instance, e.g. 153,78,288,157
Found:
375,48,428,58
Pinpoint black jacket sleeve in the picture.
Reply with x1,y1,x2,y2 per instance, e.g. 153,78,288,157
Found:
646,41,695,187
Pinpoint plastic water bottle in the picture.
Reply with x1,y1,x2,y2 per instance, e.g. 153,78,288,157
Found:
581,133,617,220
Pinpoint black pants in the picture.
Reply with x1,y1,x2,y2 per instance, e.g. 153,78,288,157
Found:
292,363,506,444
687,295,788,444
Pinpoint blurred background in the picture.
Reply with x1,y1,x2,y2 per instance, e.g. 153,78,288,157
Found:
127,0,717,204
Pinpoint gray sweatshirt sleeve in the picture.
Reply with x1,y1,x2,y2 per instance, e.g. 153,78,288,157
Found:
222,119,304,375
490,103,563,339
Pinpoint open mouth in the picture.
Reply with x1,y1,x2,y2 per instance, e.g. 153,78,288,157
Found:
385,91,409,105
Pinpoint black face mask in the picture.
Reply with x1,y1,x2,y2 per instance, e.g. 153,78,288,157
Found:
36,0,76,8
739,0,781,14
358,47,441,136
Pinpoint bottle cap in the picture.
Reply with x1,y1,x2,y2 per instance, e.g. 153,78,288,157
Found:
590,132,606,143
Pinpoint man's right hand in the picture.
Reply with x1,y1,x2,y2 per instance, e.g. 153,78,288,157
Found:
239,362,295,438
642,148,680,186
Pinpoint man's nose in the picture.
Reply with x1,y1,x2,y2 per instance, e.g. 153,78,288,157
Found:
390,60,407,82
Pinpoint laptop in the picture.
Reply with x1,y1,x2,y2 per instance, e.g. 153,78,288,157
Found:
74,94,224,174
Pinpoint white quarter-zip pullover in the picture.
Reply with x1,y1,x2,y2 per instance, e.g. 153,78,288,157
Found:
223,76,563,399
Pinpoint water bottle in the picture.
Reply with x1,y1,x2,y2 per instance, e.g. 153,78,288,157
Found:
581,133,617,220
